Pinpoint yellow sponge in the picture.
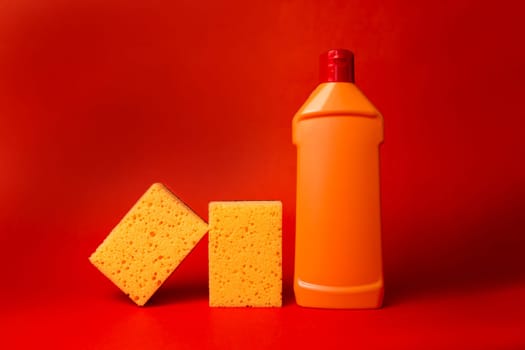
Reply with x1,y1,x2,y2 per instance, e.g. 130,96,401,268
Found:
209,201,282,307
89,183,208,306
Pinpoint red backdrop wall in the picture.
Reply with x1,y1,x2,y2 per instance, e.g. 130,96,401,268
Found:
1,0,524,348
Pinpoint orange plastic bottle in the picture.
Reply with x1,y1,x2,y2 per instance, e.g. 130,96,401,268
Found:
293,49,384,308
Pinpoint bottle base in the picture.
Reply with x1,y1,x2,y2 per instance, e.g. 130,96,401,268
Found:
294,278,384,309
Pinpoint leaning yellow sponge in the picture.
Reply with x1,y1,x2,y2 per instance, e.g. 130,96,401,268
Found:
89,183,208,306
209,201,282,307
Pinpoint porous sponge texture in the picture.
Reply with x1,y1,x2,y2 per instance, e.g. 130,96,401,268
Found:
89,183,208,306
209,201,282,307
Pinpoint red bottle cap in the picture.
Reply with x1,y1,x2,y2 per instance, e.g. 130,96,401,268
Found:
319,49,355,83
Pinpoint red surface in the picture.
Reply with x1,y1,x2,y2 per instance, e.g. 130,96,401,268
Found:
1,0,524,348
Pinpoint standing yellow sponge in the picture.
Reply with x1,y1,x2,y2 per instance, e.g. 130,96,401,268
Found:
89,183,208,306
209,201,282,307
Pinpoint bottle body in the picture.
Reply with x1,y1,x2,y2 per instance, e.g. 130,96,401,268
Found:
293,82,384,308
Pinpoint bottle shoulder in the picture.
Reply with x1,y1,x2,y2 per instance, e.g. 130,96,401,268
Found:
294,83,381,120
292,83,384,145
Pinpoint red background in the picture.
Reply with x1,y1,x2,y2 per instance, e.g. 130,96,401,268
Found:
1,0,524,348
